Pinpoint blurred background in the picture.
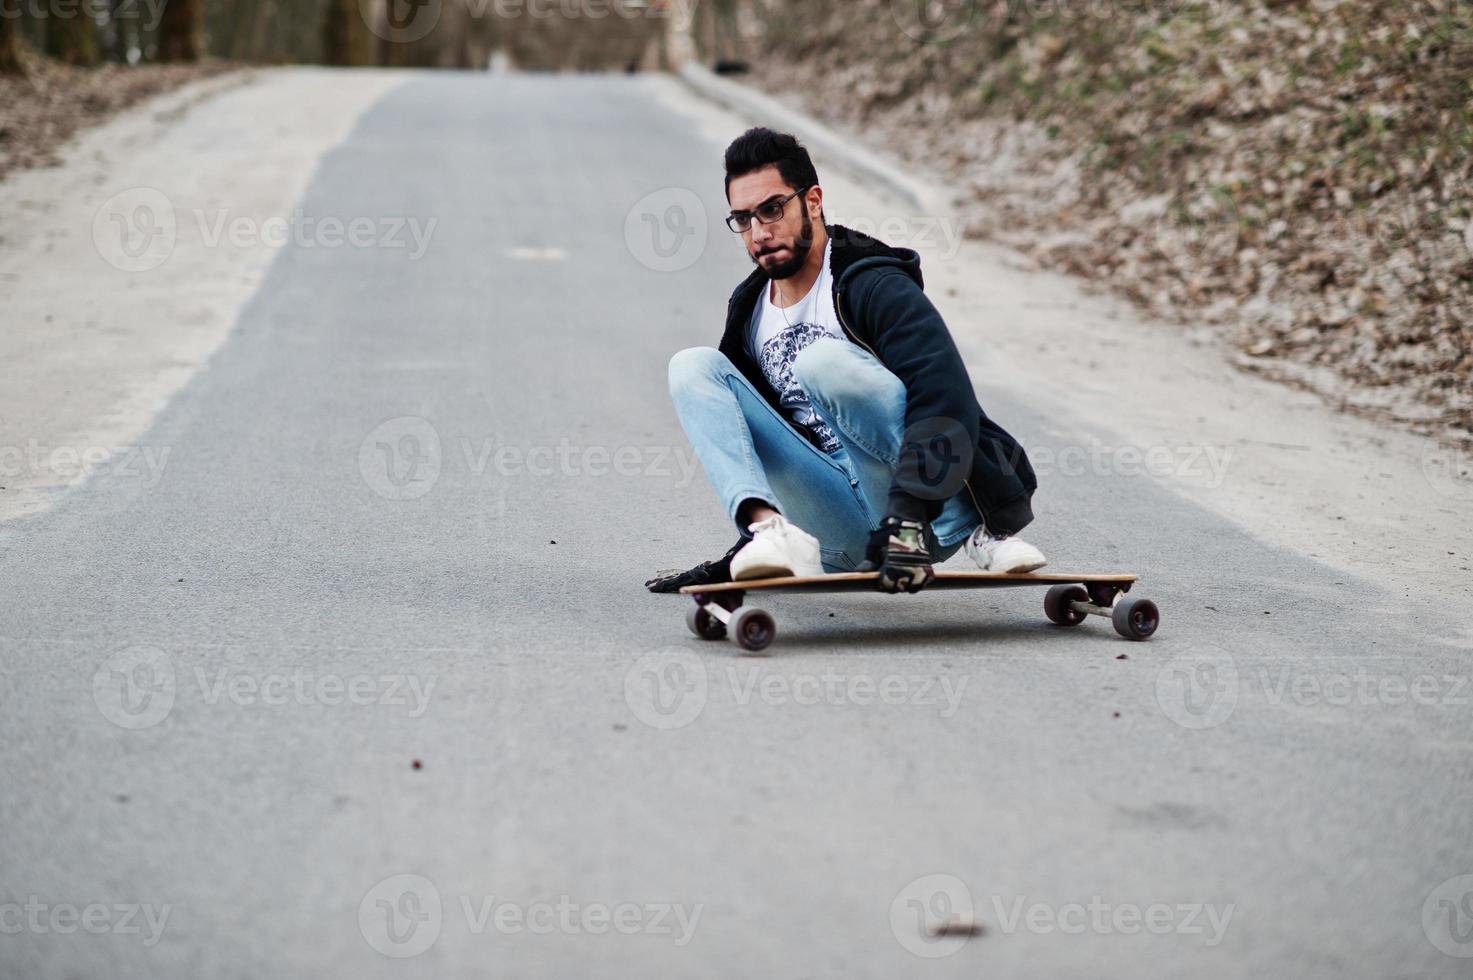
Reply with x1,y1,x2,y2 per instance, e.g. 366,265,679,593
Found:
2,0,1469,441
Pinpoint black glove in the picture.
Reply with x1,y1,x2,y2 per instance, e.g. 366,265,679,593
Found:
858,517,936,594
644,538,745,593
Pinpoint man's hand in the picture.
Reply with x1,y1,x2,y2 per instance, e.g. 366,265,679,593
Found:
644,538,745,593
858,517,936,593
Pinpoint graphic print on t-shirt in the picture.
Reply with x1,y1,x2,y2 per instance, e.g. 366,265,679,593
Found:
757,321,843,454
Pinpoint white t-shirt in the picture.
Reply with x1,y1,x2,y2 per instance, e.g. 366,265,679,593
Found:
746,241,848,453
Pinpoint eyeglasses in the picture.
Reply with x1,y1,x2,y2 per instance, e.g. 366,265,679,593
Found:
726,187,811,233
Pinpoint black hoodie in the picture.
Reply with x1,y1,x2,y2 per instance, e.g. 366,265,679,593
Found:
716,224,1037,537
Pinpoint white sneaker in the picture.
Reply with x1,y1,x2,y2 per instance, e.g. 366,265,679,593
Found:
963,524,1047,573
731,514,824,580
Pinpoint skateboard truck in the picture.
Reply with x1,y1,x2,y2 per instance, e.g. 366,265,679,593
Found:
686,589,779,654
1043,583,1159,641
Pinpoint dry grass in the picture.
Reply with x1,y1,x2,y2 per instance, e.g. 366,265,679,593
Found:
743,0,1473,441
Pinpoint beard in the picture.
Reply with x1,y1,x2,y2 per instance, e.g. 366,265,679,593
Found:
750,207,814,280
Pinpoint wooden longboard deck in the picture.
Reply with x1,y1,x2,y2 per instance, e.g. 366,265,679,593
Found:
681,570,1138,595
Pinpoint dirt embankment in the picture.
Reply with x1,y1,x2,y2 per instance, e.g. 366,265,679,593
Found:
737,0,1473,443
0,53,241,182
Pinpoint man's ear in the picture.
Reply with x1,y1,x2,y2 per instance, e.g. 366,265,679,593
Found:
806,184,823,218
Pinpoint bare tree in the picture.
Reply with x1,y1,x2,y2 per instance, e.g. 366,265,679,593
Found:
0,9,26,74
45,0,101,66
324,0,374,65
157,0,204,62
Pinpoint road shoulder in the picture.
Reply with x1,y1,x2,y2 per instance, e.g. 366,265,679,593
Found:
0,67,411,522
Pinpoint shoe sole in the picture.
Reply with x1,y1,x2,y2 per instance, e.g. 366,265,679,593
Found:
995,559,1047,574
733,561,796,581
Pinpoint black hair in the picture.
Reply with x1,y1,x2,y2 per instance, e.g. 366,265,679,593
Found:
723,127,821,199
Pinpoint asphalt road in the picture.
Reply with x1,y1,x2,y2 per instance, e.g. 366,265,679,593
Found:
2,73,1470,979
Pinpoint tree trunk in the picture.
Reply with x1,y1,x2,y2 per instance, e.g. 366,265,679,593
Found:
156,0,203,62
0,10,26,75
45,0,101,66
323,0,373,66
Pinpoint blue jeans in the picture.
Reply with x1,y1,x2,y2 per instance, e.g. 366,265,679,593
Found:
668,339,984,572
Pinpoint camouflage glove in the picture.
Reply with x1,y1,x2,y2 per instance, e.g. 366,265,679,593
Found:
858,517,936,594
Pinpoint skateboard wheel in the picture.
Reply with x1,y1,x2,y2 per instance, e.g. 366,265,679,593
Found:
1044,584,1089,626
729,607,776,654
686,604,726,641
1112,596,1159,640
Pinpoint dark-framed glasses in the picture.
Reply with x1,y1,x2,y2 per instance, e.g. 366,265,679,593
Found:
726,187,810,233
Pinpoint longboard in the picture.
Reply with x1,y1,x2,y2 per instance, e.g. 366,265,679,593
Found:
680,570,1158,653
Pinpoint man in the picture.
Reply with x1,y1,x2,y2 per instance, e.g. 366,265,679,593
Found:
646,127,1043,595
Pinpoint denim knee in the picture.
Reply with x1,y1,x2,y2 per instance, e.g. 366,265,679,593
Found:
667,346,731,400
793,338,902,409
